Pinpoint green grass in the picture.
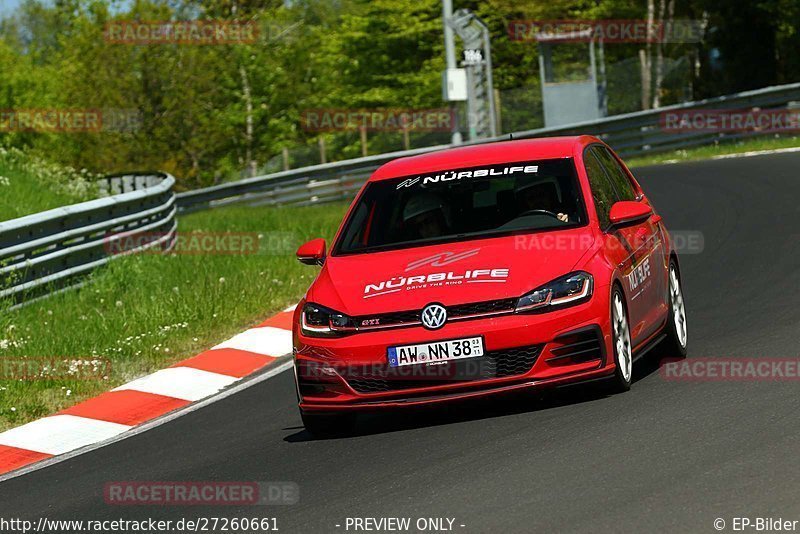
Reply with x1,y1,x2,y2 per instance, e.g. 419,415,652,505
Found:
0,202,347,431
627,135,800,168
0,146,98,222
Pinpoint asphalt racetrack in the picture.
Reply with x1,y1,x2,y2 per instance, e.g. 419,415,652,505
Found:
3,151,800,533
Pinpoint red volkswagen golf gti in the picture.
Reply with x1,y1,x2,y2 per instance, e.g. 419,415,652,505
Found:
293,136,687,435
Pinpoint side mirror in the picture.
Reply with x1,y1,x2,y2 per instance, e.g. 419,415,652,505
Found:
609,201,653,227
296,238,326,266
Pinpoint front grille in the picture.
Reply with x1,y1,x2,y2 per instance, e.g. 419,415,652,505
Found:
345,344,542,394
353,297,516,330
547,328,604,364
449,298,517,317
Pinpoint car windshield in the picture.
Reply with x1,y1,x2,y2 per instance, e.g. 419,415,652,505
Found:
335,158,586,254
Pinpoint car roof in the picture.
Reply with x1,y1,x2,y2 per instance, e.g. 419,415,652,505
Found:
370,135,600,181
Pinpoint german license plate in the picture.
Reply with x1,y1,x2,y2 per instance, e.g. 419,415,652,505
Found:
387,337,484,367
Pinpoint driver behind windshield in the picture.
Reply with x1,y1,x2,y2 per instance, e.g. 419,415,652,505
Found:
402,192,451,240
515,178,570,222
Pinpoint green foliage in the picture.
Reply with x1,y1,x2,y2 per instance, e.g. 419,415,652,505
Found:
0,0,797,188
0,145,99,220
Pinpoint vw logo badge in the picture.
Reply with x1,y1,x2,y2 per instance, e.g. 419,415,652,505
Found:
421,303,447,330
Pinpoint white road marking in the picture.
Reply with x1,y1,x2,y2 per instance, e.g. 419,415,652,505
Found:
0,415,131,455
113,367,238,401
642,146,800,167
212,326,292,357
710,146,800,160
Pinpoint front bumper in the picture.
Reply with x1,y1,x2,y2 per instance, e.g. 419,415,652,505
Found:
294,297,615,412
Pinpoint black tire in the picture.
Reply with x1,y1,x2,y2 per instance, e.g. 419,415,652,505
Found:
300,411,356,438
606,286,633,393
660,260,688,358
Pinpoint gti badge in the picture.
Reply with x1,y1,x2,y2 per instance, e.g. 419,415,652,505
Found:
421,303,447,330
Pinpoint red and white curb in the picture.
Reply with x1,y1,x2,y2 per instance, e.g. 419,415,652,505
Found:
0,305,297,478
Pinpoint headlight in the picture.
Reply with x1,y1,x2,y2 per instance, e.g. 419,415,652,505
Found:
301,303,357,337
515,272,593,312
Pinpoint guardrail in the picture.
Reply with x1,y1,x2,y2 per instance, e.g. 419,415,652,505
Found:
0,172,176,307
5,84,796,306
176,82,800,212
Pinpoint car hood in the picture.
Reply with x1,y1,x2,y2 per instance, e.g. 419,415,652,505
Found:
307,229,596,316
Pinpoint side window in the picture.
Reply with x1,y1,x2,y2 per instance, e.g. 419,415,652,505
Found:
592,146,637,201
584,149,617,229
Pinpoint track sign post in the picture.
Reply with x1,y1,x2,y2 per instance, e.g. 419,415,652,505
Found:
442,68,468,102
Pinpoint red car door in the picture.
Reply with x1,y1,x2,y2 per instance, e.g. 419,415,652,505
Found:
584,145,667,346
